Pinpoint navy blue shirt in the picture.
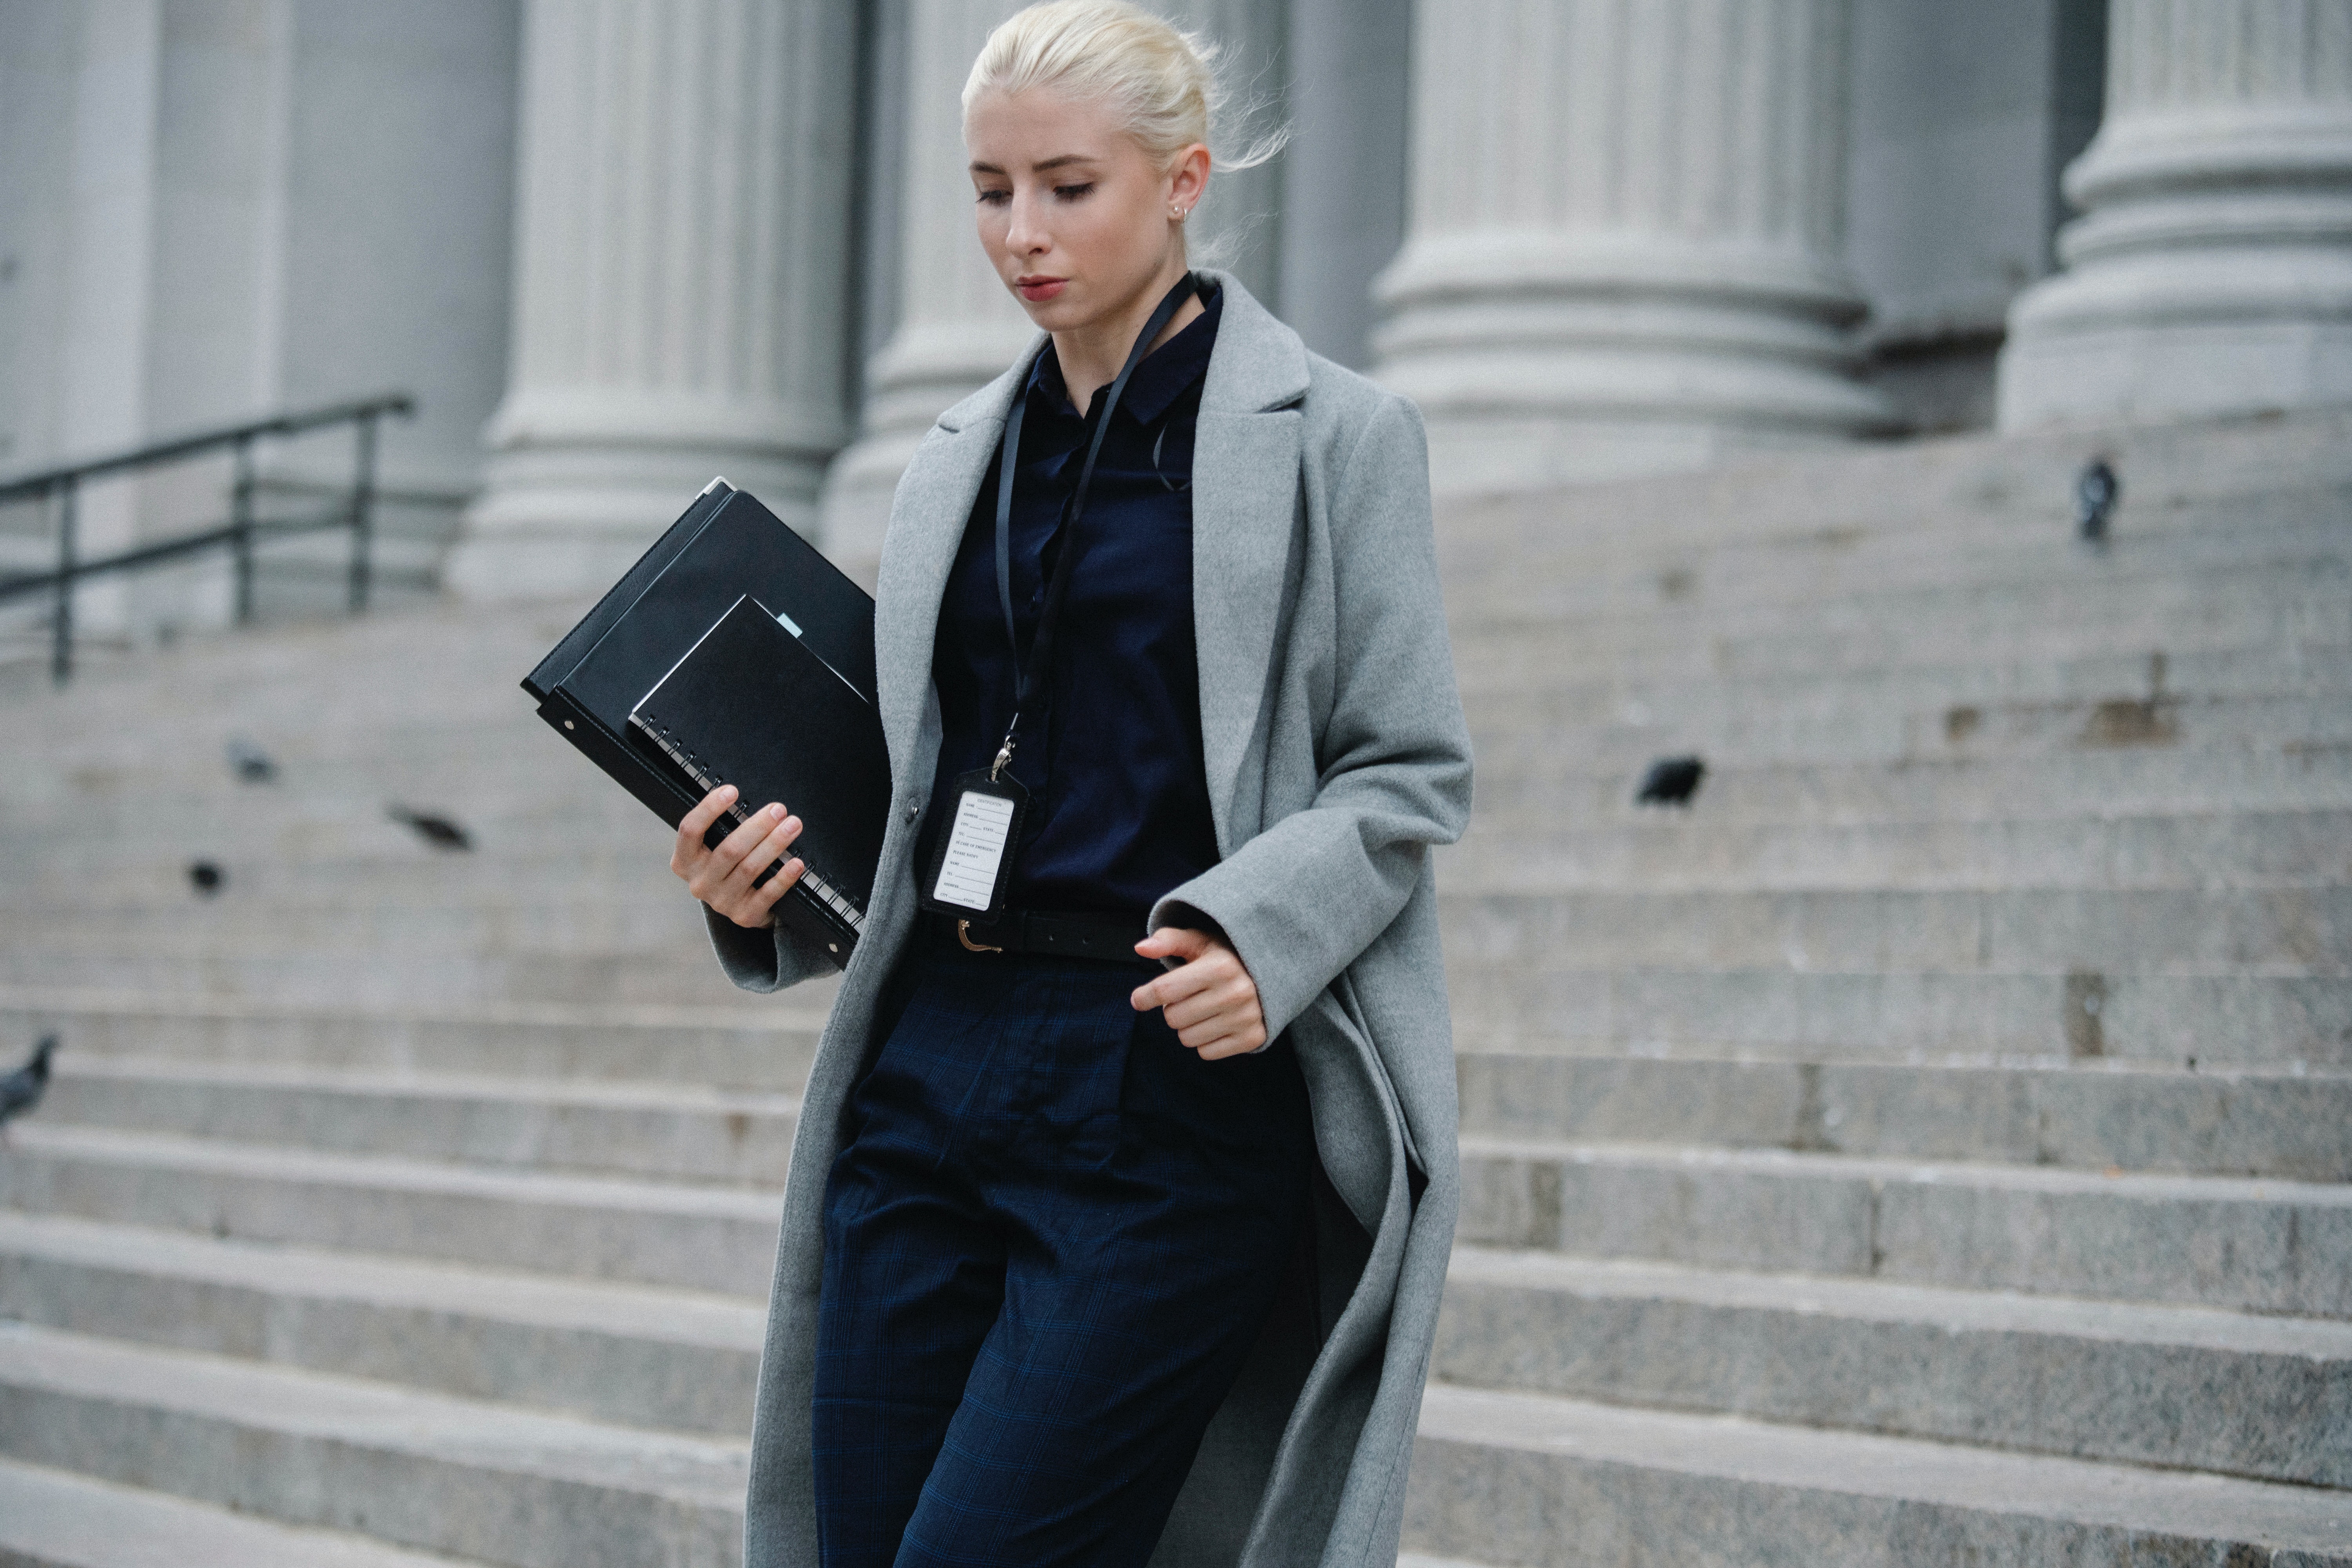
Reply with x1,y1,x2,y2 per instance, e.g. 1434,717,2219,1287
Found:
922,283,1224,916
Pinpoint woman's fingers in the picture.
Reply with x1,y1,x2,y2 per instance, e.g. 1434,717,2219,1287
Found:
1160,977,1253,1034
1192,1028,1265,1061
671,786,739,878
748,855,806,919
723,813,804,897
1131,945,1225,1013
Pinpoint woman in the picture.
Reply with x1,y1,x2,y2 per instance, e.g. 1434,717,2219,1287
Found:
672,4,1470,1564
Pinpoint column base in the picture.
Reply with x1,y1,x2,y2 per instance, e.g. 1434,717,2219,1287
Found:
1998,252,2352,432
1373,234,1899,497
817,428,931,589
450,443,825,603
447,386,840,602
1996,110,2352,432
818,318,1035,583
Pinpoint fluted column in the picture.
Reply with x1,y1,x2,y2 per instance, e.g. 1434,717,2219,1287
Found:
1999,0,2352,429
1372,0,1895,495
820,0,1033,579
450,0,858,601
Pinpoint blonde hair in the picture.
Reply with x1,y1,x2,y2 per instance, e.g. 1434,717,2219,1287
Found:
962,1,1285,175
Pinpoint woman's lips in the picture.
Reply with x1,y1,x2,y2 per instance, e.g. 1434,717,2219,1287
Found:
1017,277,1066,302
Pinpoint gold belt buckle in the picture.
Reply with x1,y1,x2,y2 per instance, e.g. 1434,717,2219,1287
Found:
956,919,1003,953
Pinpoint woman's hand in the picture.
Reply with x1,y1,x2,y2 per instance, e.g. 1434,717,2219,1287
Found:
672,785,807,930
1130,927,1267,1059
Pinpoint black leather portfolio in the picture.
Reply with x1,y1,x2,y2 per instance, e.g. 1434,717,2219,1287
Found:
522,481,889,965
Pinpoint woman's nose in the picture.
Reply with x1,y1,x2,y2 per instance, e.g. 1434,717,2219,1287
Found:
1004,190,1046,255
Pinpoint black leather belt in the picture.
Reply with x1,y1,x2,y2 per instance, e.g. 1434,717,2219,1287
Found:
939,908,1147,964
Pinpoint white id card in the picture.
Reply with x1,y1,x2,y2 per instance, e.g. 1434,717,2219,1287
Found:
929,787,1018,912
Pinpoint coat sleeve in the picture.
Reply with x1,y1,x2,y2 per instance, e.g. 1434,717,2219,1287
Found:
703,905,836,993
1149,392,1473,1039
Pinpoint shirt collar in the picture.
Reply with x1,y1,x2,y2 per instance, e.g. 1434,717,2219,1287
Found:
1026,281,1223,426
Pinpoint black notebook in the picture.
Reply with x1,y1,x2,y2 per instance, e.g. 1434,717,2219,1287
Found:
632,594,891,947
522,481,889,965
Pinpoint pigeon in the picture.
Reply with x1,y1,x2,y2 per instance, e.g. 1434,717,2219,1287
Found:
2075,459,2119,543
1635,755,1706,807
0,1035,58,1139
188,859,225,895
225,738,278,784
388,804,472,851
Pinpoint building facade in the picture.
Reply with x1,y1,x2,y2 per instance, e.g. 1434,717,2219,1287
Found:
3,0,2348,622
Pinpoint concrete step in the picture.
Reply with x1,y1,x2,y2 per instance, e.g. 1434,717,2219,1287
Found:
2,846,690,905
1454,636,2351,729
1404,1381,2352,1568
1445,562,2350,685
0,1212,761,1435
40,1061,800,1184
0,1321,745,1568
1466,689,2352,774
0,992,829,1091
1439,886,2352,978
60,802,2348,913
1443,490,2352,624
1430,404,2352,555
1466,737,2352,828
1438,808,2352,893
1444,964,2352,1070
1436,415,2352,554
0,899,724,962
0,947,740,1009
1453,1054,2352,1180
0,1456,500,1568
1437,1247,2352,1487
45,798,2351,908
0,1125,781,1296
1448,559,2352,678
20,883,2348,983
1456,1136,2352,1314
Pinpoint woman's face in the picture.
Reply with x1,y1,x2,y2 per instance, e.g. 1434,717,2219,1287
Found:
966,87,1206,334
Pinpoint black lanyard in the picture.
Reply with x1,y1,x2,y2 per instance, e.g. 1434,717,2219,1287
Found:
986,271,1199,780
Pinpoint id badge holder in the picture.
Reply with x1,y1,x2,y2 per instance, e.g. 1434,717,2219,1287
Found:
918,766,1029,932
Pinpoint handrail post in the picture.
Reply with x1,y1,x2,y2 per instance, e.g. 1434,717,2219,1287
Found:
230,434,256,624
348,409,378,613
51,477,76,686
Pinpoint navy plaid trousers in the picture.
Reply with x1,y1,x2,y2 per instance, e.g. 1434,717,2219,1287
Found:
814,924,1313,1567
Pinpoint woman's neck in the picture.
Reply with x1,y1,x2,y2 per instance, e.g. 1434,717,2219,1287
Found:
1051,260,1203,416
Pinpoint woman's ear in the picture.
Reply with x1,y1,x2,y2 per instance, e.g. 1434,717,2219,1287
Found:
1169,143,1211,220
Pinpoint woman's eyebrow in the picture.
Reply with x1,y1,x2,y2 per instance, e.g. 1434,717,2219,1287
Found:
968,153,1100,176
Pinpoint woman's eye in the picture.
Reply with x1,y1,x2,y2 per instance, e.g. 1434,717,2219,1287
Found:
977,189,1011,207
1053,183,1095,202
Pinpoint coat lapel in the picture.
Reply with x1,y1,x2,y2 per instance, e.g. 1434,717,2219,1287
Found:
1191,272,1310,850
870,358,1035,791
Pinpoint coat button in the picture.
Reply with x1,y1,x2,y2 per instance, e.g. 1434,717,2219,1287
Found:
904,803,919,822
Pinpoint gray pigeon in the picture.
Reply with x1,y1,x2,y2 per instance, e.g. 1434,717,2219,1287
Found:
226,738,278,784
0,1035,57,1140
388,804,473,851
2075,459,2120,543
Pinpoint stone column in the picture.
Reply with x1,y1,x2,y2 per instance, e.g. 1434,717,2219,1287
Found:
1372,0,1896,495
1998,0,2352,430
450,0,858,601
820,0,1032,579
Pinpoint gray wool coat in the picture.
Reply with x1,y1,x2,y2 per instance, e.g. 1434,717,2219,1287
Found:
706,270,1474,1568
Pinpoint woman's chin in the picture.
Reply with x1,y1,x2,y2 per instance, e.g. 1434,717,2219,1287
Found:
1012,290,1084,329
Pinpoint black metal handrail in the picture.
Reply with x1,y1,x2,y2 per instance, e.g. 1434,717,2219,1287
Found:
0,393,414,684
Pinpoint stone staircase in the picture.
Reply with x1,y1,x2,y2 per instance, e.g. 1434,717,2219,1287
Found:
0,407,2346,1566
